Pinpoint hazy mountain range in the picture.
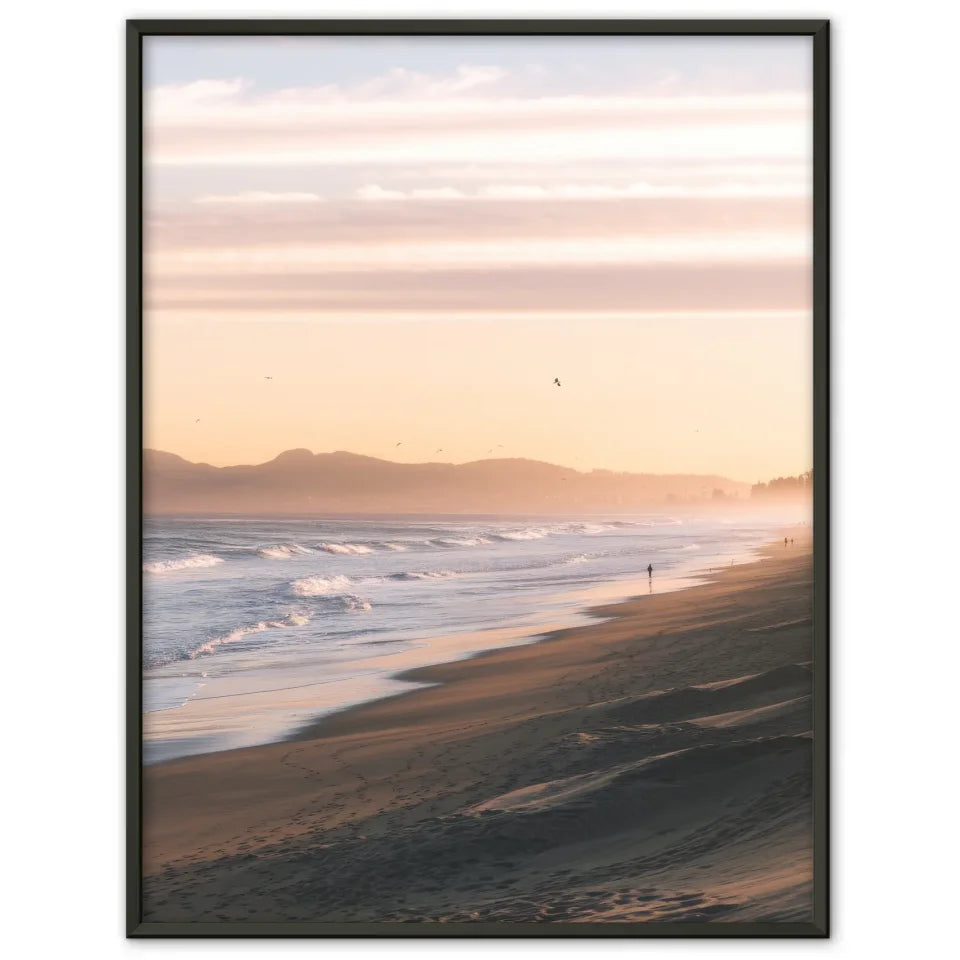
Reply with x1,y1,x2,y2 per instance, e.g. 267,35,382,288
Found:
143,449,755,515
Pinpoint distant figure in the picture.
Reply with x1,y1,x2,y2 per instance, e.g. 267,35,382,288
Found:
195,418,200,423
791,537,795,544
784,537,788,546
436,448,443,453
647,563,653,578
553,377,561,387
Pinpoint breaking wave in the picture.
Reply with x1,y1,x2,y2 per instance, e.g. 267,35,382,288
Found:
490,522,609,541
188,611,310,660
492,527,551,541
609,518,683,528
291,574,354,596
256,543,312,559
143,553,224,574
389,570,460,581
431,536,492,548
342,595,372,612
318,542,374,555
564,522,610,534
293,569,459,594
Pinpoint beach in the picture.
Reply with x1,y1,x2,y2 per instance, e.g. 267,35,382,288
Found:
141,532,814,925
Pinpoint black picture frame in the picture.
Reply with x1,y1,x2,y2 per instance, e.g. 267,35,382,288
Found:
127,17,830,938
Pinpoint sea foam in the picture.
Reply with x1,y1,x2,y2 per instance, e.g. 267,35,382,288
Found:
144,553,224,574
431,536,492,548
318,542,374,555
493,527,551,541
188,611,310,659
388,570,460,581
257,543,313,559
342,595,372,612
291,574,354,596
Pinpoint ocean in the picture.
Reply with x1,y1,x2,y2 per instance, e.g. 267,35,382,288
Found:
142,513,798,763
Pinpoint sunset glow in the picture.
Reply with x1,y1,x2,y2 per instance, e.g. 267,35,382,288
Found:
144,36,812,481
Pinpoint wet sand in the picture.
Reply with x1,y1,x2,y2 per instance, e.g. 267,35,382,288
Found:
142,534,815,926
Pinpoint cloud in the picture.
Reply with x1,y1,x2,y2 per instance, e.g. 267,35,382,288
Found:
146,68,810,168
194,191,323,204
144,63,812,323
147,307,811,326
399,186,467,200
349,64,508,99
147,262,811,314
149,195,809,249
352,181,807,201
150,77,249,115
151,122,808,169
356,185,468,201
354,185,403,201
150,71,805,126
150,229,808,277
416,159,808,183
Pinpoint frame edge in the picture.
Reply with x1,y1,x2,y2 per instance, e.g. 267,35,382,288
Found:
125,17,831,938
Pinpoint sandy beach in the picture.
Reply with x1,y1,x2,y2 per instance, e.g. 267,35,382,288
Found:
142,534,815,927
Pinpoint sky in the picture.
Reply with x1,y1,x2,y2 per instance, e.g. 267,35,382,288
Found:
143,35,813,482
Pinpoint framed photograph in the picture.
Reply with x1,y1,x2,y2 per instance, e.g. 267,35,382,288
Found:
128,18,829,937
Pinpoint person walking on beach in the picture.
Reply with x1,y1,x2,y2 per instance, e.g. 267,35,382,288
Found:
647,563,653,578
784,537,788,546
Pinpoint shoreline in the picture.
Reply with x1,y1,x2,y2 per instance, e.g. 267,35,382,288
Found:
285,541,772,746
143,531,814,923
144,534,776,764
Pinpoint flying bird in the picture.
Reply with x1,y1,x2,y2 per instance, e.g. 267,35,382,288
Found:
195,418,200,423
436,448,443,453
395,442,402,446
553,378,561,387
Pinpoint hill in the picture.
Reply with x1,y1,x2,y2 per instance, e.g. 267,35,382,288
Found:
143,449,752,515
